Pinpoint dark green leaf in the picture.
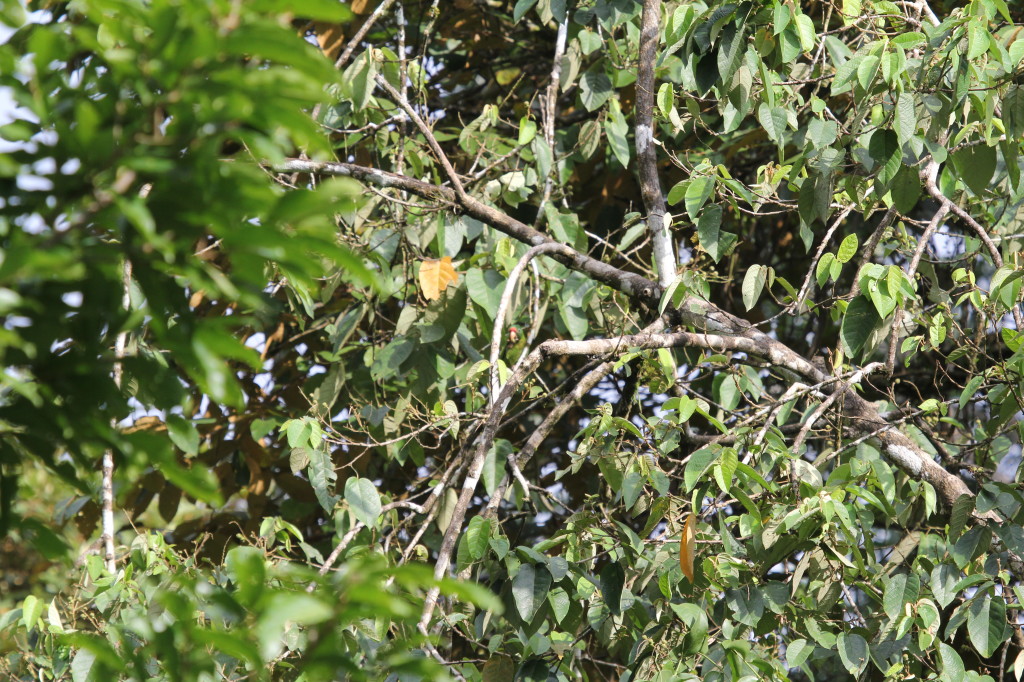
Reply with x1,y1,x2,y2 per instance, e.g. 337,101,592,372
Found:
512,563,552,622
599,561,625,615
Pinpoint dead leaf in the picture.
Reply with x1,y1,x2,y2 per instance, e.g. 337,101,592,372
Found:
680,511,696,582
418,256,458,301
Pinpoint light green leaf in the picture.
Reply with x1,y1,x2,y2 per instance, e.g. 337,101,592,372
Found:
836,234,858,264
758,103,788,144
464,516,492,561
842,0,862,25
967,21,990,61
345,477,381,528
939,643,965,682
742,264,767,311
786,638,812,667
513,0,538,22
685,176,715,220
794,14,815,52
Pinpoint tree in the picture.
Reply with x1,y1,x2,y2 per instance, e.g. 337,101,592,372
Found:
2,0,1024,679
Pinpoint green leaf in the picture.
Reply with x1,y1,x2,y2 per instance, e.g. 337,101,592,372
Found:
464,516,492,561
938,643,966,682
836,632,868,675
891,164,921,214
894,93,917,144
71,649,97,682
657,82,675,119
786,638,812,667
698,204,730,263
794,14,815,52
967,20,990,61
343,51,377,111
518,117,537,146
345,477,381,528
840,297,880,357
953,144,997,196
716,23,746,85
742,265,767,311
579,69,612,112
548,587,571,624
513,0,538,22
666,180,688,206
685,447,717,492
685,176,716,221
482,439,510,496
225,546,267,606
166,415,200,456
883,573,920,619
21,595,42,630
257,593,333,659
512,563,551,621
868,130,901,188
948,494,975,540
816,252,836,286
605,99,631,167
806,118,838,148
836,234,858,264
599,561,625,615
842,0,862,25
1003,84,1024,139
758,103,788,144
967,594,1008,658
951,526,990,568
866,277,896,319
931,563,959,609
856,54,879,90
713,374,741,411
465,268,505,319
308,446,340,513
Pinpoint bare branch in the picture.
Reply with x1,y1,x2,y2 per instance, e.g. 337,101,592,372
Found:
488,243,575,406
273,158,986,513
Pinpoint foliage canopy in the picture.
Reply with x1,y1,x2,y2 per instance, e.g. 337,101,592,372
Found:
3,0,1024,680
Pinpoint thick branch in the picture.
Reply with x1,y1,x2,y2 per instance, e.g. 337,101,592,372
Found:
635,0,674,288
273,160,990,519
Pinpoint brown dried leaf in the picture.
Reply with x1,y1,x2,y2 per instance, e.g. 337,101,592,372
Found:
418,256,458,301
680,511,696,582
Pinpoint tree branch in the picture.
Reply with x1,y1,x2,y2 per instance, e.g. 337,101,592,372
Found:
635,0,675,288
273,159,996,539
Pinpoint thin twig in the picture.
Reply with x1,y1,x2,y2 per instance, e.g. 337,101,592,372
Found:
335,0,399,70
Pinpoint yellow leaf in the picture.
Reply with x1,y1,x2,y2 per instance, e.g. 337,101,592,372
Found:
680,512,696,582
418,256,458,301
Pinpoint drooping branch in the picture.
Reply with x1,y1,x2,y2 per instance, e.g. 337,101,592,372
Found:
635,0,675,288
